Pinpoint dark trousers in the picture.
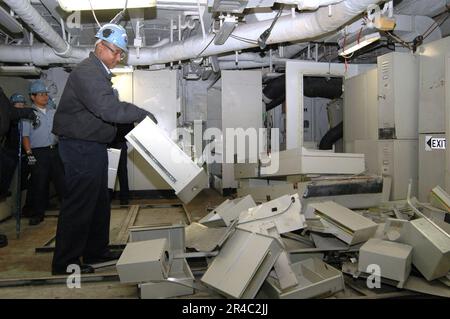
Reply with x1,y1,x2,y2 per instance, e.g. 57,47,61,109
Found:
110,141,129,202
29,147,65,218
0,147,15,195
0,147,30,194
52,138,110,270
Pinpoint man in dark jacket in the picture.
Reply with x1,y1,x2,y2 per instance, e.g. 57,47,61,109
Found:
0,87,37,248
0,93,33,213
51,23,157,275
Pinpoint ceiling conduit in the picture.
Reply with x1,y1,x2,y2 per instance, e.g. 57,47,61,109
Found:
0,0,383,66
3,0,85,59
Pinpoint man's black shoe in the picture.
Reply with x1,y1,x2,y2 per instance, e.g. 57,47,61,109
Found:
52,264,95,276
119,199,129,206
29,216,44,226
83,250,122,264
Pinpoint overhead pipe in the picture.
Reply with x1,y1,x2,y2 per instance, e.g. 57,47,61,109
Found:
0,0,382,66
3,0,84,59
127,0,384,65
319,122,343,150
263,74,343,109
0,44,87,65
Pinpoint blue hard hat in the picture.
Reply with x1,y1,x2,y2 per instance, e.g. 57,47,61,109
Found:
29,80,49,94
10,93,26,104
95,24,128,52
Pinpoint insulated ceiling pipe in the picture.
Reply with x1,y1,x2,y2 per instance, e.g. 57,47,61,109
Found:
127,0,384,65
3,0,84,59
0,0,382,65
0,44,87,65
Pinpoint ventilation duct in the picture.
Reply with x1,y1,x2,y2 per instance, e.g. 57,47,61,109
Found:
0,0,383,66
3,0,85,59
0,6,23,33
264,75,343,110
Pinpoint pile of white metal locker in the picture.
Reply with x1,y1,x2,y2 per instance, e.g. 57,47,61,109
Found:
115,189,450,299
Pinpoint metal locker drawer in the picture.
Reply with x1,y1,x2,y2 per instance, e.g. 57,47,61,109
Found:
200,228,283,299
126,117,208,203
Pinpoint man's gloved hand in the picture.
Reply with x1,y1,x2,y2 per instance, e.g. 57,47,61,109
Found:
146,111,158,124
26,152,37,166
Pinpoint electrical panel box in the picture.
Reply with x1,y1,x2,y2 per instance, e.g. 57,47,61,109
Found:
260,258,345,299
378,139,418,200
201,228,283,299
126,117,208,203
358,239,413,284
419,134,445,202
116,238,171,283
377,52,419,139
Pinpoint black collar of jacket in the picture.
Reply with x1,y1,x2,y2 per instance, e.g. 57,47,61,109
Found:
89,52,114,80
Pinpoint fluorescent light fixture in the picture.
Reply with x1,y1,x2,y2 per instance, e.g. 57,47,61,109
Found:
57,0,156,11
111,66,134,74
0,66,42,76
0,6,23,33
338,32,381,57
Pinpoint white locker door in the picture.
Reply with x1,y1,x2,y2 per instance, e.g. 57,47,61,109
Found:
130,70,178,191
221,70,263,189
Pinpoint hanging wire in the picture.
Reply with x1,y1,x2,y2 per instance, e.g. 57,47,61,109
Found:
88,0,102,28
422,12,449,40
383,7,449,50
384,31,413,50
257,5,284,49
229,34,258,45
340,31,354,60
194,33,217,59
110,0,129,24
